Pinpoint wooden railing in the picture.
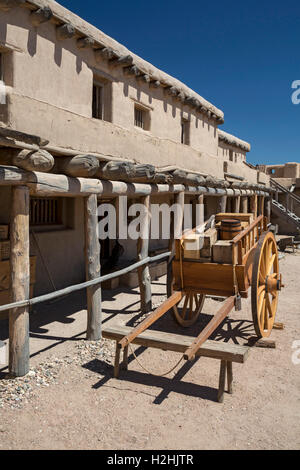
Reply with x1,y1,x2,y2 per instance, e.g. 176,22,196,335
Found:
230,215,267,265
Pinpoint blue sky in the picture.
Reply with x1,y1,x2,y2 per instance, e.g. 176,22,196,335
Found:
59,0,299,165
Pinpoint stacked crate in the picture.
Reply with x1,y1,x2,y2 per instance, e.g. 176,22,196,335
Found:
0,225,36,320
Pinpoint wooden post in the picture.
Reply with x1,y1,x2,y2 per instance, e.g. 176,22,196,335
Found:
285,193,290,212
167,191,184,298
217,195,227,214
84,194,102,340
233,196,241,214
265,197,271,224
9,185,30,377
241,196,248,213
137,195,152,314
250,195,257,218
218,360,227,403
258,196,265,216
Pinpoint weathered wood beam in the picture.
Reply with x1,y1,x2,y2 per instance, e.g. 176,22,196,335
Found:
84,194,102,340
109,54,133,68
0,0,25,11
56,23,76,41
265,196,271,224
12,149,54,173
30,6,53,26
149,80,161,88
76,36,95,49
95,47,118,62
96,161,135,181
137,195,152,314
123,65,141,77
136,74,151,83
58,155,100,178
9,185,30,377
258,196,265,216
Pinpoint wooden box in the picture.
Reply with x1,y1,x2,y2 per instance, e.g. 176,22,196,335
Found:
183,233,202,260
0,225,8,240
199,228,218,258
0,241,10,261
212,240,233,264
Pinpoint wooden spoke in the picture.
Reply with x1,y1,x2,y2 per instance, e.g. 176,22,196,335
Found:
251,231,280,338
173,291,205,327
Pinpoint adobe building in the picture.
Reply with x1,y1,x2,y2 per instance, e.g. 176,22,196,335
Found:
0,0,276,377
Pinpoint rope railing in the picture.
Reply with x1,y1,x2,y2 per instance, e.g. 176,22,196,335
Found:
0,251,171,314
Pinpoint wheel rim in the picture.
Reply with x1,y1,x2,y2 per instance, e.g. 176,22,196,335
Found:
251,231,280,338
167,260,205,327
173,291,205,327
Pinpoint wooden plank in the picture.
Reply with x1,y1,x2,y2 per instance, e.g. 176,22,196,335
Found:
84,194,102,341
172,261,246,296
103,324,250,363
184,296,236,361
9,185,30,377
118,291,183,349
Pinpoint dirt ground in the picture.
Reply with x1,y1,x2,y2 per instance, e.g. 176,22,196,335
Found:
0,250,299,450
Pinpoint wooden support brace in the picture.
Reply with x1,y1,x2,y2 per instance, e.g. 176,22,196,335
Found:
114,342,121,378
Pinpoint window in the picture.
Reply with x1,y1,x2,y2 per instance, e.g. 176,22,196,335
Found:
181,119,190,145
134,105,150,131
92,83,103,120
229,149,233,162
30,198,63,227
92,78,112,122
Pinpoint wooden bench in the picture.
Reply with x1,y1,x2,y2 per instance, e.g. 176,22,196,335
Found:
103,324,250,403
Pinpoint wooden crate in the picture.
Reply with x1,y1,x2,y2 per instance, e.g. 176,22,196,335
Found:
0,225,8,241
0,241,10,261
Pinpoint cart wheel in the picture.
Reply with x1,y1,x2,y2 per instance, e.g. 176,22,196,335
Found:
251,231,282,338
167,260,205,327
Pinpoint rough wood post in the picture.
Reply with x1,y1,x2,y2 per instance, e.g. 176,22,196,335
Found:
265,197,271,224
250,195,258,218
217,360,227,403
217,195,227,214
241,196,248,213
258,196,265,216
84,194,102,340
137,195,152,314
233,196,241,213
9,185,30,377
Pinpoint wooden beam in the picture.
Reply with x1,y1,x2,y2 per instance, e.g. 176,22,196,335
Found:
77,36,95,49
96,161,135,181
9,185,30,377
258,196,265,216
56,23,76,41
184,296,235,361
109,55,133,68
12,149,54,173
84,194,102,340
58,155,100,178
265,196,271,224
137,195,152,314
118,291,183,350
0,127,49,147
30,6,53,26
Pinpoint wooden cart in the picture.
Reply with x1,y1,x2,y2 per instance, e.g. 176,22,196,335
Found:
108,213,283,399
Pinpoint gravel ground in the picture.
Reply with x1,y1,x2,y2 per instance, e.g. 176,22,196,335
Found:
0,250,299,450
